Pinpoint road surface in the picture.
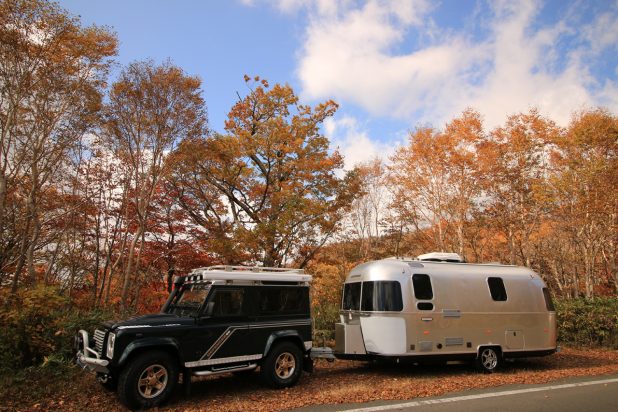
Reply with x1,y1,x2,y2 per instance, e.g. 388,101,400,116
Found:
294,373,618,412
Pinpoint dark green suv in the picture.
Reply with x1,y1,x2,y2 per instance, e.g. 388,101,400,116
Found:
76,266,313,409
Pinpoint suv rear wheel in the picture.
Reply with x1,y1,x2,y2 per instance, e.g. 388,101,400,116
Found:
260,341,302,389
117,350,178,409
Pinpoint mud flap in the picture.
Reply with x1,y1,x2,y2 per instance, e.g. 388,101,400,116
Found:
303,355,314,373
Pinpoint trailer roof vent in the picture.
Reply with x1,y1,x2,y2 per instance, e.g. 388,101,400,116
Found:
417,252,464,263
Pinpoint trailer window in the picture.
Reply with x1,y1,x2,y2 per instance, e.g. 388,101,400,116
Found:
412,274,433,300
342,282,361,310
361,281,403,312
542,287,555,311
487,277,507,301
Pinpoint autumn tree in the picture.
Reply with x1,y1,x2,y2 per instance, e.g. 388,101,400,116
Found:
342,158,389,259
549,109,618,296
146,181,215,292
170,76,353,268
388,109,485,259
481,109,559,266
0,0,117,291
103,60,207,307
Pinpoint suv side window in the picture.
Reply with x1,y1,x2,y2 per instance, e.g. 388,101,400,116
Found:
258,287,308,315
208,289,245,317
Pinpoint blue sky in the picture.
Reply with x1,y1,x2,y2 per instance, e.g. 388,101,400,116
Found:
59,0,618,168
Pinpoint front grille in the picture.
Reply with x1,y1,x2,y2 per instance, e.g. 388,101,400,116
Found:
93,329,106,356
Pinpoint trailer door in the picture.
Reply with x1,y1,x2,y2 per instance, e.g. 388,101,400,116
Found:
359,281,407,355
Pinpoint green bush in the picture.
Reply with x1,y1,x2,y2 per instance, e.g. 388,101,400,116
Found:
556,297,618,349
0,286,114,373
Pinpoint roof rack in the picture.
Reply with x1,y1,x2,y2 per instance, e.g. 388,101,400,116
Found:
200,265,304,274
177,265,311,284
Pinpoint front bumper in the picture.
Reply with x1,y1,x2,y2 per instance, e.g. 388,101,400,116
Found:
75,329,110,374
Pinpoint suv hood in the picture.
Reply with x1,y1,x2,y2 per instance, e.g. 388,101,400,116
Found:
103,313,194,330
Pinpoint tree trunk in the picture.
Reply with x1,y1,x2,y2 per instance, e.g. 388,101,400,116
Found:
121,225,144,307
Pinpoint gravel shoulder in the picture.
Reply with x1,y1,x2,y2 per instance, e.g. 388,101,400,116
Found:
1,347,617,411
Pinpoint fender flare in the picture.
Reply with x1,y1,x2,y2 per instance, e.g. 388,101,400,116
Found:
263,330,306,357
117,337,182,367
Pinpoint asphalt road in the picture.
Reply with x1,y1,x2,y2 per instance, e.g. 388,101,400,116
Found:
294,373,618,412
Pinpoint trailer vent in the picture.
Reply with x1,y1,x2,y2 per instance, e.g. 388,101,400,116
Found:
416,252,464,263
445,337,464,347
419,341,433,352
442,309,461,318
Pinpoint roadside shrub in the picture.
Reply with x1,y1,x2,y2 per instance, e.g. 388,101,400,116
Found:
0,285,68,371
556,297,618,349
308,263,345,344
0,286,115,372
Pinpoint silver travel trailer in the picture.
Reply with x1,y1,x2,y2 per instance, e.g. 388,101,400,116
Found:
333,253,557,372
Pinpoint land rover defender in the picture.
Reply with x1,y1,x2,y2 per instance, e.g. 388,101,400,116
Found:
76,266,312,409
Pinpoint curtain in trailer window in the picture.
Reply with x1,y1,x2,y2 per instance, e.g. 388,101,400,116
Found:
361,281,403,312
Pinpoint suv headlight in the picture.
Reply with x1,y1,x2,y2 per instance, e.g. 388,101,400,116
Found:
106,332,116,359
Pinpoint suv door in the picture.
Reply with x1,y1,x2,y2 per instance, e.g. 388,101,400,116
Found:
184,286,256,368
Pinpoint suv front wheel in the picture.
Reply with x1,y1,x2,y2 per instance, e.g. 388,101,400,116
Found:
117,350,178,409
260,341,302,389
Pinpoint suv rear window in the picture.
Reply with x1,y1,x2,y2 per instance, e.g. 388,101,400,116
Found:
258,287,308,314
361,281,403,312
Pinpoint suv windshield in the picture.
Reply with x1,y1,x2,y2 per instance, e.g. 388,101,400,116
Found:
165,283,211,317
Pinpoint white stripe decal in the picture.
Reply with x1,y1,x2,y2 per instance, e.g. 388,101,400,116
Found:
197,320,311,360
341,377,618,412
185,354,262,368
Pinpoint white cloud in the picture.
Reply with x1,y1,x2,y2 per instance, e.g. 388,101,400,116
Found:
296,0,618,127
325,115,398,170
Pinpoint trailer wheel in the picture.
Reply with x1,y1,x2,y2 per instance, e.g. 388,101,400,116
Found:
260,341,302,389
117,350,178,409
476,347,500,373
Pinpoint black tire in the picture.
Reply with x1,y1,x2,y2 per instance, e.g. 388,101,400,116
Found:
96,372,117,391
117,350,178,410
476,346,501,373
260,341,303,389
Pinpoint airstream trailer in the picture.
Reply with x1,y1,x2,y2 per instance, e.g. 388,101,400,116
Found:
334,253,557,372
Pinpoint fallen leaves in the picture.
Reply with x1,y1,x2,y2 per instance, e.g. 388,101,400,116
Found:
2,347,617,411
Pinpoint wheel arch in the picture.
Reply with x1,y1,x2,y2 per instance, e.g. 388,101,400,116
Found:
476,344,503,358
263,330,306,358
117,338,182,368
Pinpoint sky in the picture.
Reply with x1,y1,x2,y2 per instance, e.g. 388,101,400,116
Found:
58,0,618,169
